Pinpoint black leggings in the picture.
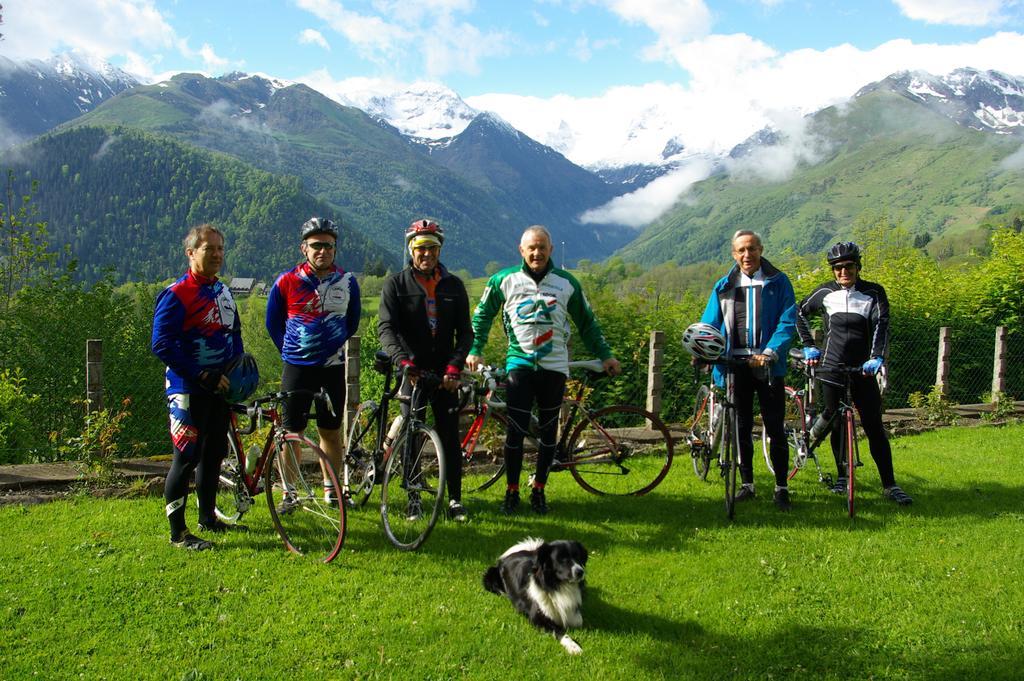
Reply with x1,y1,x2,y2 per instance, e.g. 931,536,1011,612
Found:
503,369,567,488
733,365,790,487
400,378,462,502
163,390,229,537
818,373,895,488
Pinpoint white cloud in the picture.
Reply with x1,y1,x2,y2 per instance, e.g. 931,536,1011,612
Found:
295,0,507,77
893,0,1017,27
2,0,176,62
601,0,713,59
1000,144,1024,170
299,29,332,51
469,31,1024,168
725,110,828,183
581,157,715,227
0,0,239,83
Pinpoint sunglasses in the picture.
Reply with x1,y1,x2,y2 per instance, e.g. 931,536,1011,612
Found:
832,262,857,272
306,241,335,251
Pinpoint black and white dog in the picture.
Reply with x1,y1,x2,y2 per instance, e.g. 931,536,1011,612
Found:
483,537,588,655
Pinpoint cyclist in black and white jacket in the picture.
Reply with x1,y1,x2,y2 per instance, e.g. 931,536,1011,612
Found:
796,242,912,505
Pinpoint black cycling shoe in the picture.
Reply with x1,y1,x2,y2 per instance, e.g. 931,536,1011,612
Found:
501,490,520,515
735,486,756,502
773,488,792,512
830,477,848,495
170,530,213,551
883,485,913,506
198,519,249,533
530,487,549,515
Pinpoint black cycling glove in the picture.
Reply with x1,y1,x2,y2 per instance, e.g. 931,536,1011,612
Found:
198,370,223,393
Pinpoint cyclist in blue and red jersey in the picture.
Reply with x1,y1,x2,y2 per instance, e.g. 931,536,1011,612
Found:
466,225,621,516
152,224,243,550
796,241,912,506
266,217,360,508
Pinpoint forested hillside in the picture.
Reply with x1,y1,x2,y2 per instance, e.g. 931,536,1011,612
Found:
68,73,627,270
2,126,393,282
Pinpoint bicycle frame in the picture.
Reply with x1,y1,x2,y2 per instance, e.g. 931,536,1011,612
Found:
341,350,449,551
219,389,346,562
459,359,674,497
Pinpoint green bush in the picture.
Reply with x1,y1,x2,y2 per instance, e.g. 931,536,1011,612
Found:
0,368,44,464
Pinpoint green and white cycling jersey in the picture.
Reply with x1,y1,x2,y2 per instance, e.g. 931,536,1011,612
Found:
470,262,612,376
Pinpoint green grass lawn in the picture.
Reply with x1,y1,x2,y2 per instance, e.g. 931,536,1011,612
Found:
2,424,1022,680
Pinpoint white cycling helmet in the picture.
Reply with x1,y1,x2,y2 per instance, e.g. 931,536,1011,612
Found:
682,322,726,361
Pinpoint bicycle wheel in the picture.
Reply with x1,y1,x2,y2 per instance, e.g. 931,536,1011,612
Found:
762,386,803,477
459,407,507,493
342,402,379,509
722,410,738,519
844,410,856,518
689,385,715,481
381,422,446,551
214,428,254,523
568,405,674,496
265,435,347,563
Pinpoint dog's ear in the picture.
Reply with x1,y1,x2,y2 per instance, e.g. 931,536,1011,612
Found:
571,541,588,565
533,543,552,577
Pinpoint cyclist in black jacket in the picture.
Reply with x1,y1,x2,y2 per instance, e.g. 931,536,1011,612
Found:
378,219,474,521
796,242,912,505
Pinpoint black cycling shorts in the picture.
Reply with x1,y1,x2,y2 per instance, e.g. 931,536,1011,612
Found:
280,363,346,432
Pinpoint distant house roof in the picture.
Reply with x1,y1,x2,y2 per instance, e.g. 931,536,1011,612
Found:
254,282,269,296
229,277,256,295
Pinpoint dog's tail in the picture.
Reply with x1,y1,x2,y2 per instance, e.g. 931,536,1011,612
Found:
482,566,505,595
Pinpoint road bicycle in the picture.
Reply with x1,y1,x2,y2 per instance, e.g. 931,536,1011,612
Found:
762,350,866,517
458,359,674,497
761,348,831,487
218,389,346,563
687,358,748,519
341,350,447,551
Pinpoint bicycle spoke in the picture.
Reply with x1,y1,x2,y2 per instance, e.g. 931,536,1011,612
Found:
569,405,673,496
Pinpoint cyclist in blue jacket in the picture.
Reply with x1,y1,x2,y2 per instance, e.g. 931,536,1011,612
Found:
152,224,243,550
700,230,797,510
266,217,360,508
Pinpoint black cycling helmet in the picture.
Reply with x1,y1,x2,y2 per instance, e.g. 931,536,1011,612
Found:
826,241,861,265
300,217,338,241
405,219,444,249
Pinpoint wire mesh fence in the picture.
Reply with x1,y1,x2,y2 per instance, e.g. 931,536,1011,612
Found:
1,287,1021,466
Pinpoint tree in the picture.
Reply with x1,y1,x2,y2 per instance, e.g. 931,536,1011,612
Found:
484,260,501,276
1,171,57,313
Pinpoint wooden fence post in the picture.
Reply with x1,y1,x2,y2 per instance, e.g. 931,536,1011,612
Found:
646,331,664,428
936,327,951,395
86,339,103,413
344,335,361,438
992,326,1007,399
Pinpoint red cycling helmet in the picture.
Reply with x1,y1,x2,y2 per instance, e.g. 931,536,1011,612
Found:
405,219,445,249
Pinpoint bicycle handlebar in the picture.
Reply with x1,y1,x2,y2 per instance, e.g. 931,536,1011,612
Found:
231,388,335,435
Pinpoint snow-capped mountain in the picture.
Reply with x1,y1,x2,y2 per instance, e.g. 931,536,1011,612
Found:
0,52,138,143
858,68,1024,134
336,81,479,140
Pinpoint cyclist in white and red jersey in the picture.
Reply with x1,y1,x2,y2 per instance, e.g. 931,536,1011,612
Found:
466,225,620,516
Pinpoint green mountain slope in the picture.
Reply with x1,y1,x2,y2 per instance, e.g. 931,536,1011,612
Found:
2,126,392,282
70,73,620,271
618,89,1024,266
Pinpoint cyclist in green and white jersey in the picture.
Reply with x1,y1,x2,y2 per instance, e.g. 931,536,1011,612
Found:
466,225,621,515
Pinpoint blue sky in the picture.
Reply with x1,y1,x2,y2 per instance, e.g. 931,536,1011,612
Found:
4,1,1022,97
